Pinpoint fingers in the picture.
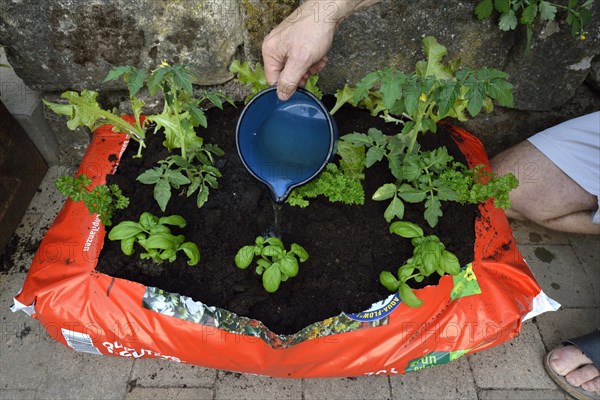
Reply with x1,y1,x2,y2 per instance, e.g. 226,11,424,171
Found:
278,56,329,100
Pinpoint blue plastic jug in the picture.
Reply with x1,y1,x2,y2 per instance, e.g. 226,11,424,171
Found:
236,87,338,203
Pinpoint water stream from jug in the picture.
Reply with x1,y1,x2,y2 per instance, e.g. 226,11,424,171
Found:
272,201,283,238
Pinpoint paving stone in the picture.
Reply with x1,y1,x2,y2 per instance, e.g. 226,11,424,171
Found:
520,244,596,308
125,387,213,400
0,389,36,400
478,389,569,399
390,357,476,400
0,273,59,391
304,376,391,399
215,372,302,399
535,308,600,350
510,220,571,245
35,347,133,400
569,233,600,305
469,321,556,389
131,358,216,388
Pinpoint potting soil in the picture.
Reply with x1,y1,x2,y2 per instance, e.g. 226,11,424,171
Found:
96,99,477,335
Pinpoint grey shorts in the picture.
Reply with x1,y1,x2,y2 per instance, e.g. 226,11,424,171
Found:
528,111,600,224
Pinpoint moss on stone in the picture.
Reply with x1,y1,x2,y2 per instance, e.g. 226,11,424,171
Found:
241,0,300,59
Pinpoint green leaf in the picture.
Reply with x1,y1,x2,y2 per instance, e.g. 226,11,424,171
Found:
486,79,514,107
108,221,144,241
441,250,461,275
262,245,284,259
120,236,136,256
137,169,163,184
154,179,172,212
494,0,510,13
424,197,443,227
400,159,422,181
372,183,398,201
399,282,424,308
367,127,386,146
189,106,208,128
389,221,424,238
103,66,131,83
279,254,299,277
139,212,158,230
366,146,385,168
398,264,415,281
380,68,404,109
127,67,147,97
499,9,518,31
196,185,209,208
337,141,366,179
475,0,494,19
465,80,484,117
330,84,355,115
180,242,201,266
158,215,187,228
265,237,284,249
398,184,427,203
305,75,323,99
384,196,405,223
539,1,557,21
520,3,538,25
144,233,177,250
380,271,400,292
420,241,441,275
341,132,372,147
419,36,450,79
256,258,271,274
436,80,458,117
166,170,191,187
352,71,379,103
235,245,256,269
290,243,309,262
262,265,282,293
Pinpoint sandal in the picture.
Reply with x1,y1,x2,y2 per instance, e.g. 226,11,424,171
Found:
544,329,600,400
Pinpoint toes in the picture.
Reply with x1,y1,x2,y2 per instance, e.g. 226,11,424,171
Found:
565,364,600,387
580,376,600,395
549,345,594,375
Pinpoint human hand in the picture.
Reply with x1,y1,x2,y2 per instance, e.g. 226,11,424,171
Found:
262,0,380,101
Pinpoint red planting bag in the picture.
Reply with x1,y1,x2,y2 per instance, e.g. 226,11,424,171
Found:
12,118,557,377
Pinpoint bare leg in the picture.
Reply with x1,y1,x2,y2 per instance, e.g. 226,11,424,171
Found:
491,141,600,235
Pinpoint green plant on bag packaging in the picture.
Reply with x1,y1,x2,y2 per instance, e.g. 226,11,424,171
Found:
55,174,129,226
136,62,232,211
379,221,461,307
234,236,309,293
334,36,518,227
108,212,200,266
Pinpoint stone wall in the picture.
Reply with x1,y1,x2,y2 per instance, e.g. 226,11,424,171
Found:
1,0,599,164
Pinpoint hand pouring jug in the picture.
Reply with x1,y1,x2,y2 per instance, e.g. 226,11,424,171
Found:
236,87,338,203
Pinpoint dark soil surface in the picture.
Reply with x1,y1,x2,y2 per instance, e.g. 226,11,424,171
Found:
97,97,477,335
